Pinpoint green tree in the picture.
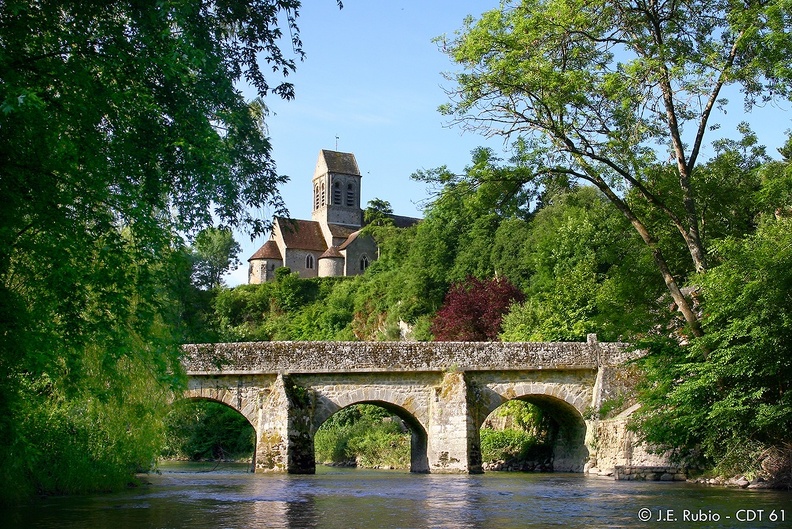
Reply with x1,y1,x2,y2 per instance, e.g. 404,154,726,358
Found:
0,0,338,501
363,198,395,227
438,0,792,336
191,227,242,289
634,215,792,479
500,187,662,341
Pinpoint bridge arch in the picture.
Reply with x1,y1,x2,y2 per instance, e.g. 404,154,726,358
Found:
313,388,430,473
183,387,260,430
169,392,258,469
476,381,590,472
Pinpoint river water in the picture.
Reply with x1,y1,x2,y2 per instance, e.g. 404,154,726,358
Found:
5,463,791,529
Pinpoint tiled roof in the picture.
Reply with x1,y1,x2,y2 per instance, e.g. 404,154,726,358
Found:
327,223,358,239
320,149,360,176
338,229,361,250
276,218,328,252
248,240,282,261
388,214,422,229
319,246,344,259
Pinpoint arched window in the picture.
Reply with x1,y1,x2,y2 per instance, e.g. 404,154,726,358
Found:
346,182,355,207
320,182,326,207
333,181,342,205
313,184,319,210
359,254,369,272
306,254,315,269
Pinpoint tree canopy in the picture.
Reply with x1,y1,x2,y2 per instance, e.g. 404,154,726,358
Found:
191,227,242,289
0,0,336,501
437,0,792,335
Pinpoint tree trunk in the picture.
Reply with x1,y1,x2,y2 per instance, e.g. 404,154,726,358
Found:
594,181,704,337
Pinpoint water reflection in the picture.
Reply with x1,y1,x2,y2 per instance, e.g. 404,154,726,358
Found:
3,463,791,529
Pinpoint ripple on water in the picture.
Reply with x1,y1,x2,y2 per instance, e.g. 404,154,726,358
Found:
3,467,791,529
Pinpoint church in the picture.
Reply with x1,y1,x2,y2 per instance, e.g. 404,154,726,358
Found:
247,149,419,283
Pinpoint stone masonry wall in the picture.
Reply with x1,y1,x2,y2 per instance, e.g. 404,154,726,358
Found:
182,339,640,375
585,415,684,480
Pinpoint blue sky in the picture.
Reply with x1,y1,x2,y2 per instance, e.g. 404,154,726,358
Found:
225,1,791,286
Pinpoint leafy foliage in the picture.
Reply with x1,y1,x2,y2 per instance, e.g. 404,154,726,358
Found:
480,400,555,466
634,216,792,475
212,275,355,341
0,0,323,501
191,228,242,290
480,429,542,464
438,0,792,333
363,198,395,227
501,187,663,341
314,404,410,469
431,276,524,341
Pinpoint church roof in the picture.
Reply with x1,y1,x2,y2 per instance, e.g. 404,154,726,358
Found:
327,223,359,239
248,240,282,261
318,149,360,176
338,229,362,250
388,214,422,229
276,218,327,252
319,246,344,259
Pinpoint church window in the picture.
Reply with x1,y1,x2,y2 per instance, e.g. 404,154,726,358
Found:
306,254,315,269
320,183,326,207
333,181,342,205
359,255,369,272
313,184,319,210
346,183,355,207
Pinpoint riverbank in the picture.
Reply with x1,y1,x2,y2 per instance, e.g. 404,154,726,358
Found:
688,475,779,489
585,465,791,491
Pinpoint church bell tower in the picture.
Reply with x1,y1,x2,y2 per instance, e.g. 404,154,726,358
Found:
311,149,363,227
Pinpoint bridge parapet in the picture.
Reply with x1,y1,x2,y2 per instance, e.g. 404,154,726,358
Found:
182,337,638,375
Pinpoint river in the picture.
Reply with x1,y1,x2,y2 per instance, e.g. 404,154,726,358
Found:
4,463,791,528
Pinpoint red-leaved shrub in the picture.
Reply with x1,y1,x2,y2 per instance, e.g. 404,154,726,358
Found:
431,276,525,341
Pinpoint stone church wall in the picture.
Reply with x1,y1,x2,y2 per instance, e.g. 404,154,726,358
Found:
343,234,378,276
318,256,344,277
249,259,281,284
283,249,320,279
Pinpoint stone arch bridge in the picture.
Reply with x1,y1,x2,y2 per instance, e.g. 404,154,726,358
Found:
181,337,652,475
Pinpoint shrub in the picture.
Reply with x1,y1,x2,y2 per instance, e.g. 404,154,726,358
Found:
314,404,410,468
431,276,524,341
480,428,538,462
